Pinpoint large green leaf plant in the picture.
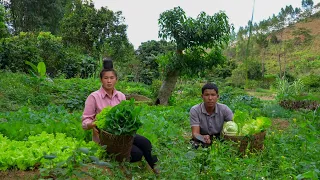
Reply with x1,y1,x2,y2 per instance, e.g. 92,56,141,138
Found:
95,99,142,136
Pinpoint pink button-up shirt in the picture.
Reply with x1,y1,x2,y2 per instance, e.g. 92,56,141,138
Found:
82,86,126,143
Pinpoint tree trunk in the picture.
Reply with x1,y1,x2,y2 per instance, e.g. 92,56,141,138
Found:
283,53,287,77
278,53,282,79
155,70,180,105
261,49,265,78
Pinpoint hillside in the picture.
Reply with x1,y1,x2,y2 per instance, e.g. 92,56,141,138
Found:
281,18,320,40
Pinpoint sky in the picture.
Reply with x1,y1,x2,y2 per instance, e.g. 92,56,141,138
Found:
92,0,320,49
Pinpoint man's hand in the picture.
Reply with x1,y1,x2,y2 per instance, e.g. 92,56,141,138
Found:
203,135,211,144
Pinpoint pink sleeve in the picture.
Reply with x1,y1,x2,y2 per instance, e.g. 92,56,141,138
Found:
120,93,126,101
82,95,96,130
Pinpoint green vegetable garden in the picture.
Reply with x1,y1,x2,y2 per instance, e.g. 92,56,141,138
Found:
0,0,320,179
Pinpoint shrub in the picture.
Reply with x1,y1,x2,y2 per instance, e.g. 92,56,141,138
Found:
300,74,320,90
0,32,97,78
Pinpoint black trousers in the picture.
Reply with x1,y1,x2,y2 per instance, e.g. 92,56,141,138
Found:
130,134,158,169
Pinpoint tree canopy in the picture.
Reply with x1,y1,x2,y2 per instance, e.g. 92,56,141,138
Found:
60,0,132,60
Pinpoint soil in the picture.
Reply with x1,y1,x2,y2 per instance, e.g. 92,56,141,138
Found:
246,91,276,101
0,163,149,180
280,18,320,41
0,169,40,180
125,94,151,101
271,118,290,130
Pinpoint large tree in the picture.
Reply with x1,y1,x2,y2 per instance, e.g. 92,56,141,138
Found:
9,0,67,34
0,4,8,38
156,6,231,105
60,0,132,60
255,33,269,77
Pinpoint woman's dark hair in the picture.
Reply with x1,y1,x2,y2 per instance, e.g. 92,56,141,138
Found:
100,57,117,79
202,83,219,94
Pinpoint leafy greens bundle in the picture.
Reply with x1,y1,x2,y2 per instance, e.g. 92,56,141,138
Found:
95,99,142,136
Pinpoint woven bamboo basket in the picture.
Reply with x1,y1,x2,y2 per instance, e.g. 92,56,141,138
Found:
223,131,266,154
99,130,134,162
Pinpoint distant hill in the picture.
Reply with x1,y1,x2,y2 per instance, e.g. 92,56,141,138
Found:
281,18,320,40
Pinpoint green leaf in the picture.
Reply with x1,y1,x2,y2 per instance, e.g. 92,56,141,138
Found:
89,156,99,162
37,62,46,77
25,61,38,74
43,154,57,160
95,161,113,168
78,147,90,154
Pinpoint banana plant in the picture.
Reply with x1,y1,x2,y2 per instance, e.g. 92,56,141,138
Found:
25,61,47,92
25,61,47,79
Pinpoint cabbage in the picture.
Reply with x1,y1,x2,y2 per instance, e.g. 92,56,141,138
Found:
241,123,257,135
255,116,272,131
223,121,238,136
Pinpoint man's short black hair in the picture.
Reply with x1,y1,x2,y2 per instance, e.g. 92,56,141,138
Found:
202,83,219,94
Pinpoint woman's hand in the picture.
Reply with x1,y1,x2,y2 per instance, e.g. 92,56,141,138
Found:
203,135,211,144
93,127,99,134
88,122,99,135
87,122,96,129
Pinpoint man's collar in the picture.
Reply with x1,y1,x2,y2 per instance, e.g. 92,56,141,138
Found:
201,103,218,115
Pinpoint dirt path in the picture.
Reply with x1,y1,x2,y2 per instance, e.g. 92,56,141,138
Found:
246,91,276,101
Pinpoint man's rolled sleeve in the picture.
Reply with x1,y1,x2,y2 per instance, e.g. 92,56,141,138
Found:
190,107,200,127
82,95,96,130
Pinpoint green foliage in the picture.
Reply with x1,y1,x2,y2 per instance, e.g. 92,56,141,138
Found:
60,0,133,61
96,99,143,135
151,79,162,98
260,102,292,118
0,4,8,38
227,60,264,87
136,40,176,85
25,61,46,78
300,74,320,90
0,105,91,141
95,106,113,130
40,146,111,179
1,75,320,178
262,74,278,89
275,78,305,101
207,59,237,79
158,6,232,75
0,31,96,78
159,6,232,50
292,27,313,45
0,132,99,171
231,110,272,135
9,0,66,34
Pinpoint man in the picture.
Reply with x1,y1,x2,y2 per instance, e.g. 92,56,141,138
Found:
189,83,234,148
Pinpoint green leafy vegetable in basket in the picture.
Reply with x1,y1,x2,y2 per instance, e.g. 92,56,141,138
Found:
95,106,112,130
95,99,143,136
223,121,238,136
225,110,272,136
255,116,272,132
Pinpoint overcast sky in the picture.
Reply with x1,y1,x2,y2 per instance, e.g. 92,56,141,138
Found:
92,0,320,49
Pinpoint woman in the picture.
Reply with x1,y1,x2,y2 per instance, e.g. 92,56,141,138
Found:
82,59,159,174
